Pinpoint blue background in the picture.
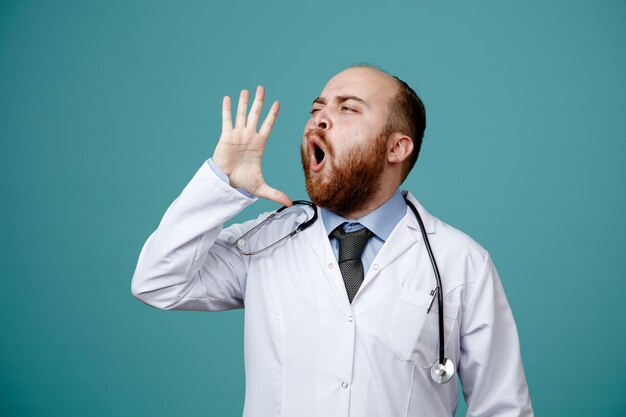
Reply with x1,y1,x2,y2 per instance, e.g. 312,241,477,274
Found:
1,1,625,416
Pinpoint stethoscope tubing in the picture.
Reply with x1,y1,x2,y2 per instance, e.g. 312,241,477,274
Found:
235,200,317,256
405,199,446,367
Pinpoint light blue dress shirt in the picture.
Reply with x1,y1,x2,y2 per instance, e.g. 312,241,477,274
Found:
207,159,407,272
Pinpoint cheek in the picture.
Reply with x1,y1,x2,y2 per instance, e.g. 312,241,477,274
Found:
342,129,372,149
331,142,351,161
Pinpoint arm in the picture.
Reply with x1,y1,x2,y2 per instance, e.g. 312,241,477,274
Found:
131,86,290,311
459,252,534,417
131,162,256,311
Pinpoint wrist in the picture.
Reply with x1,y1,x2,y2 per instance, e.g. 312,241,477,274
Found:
211,155,233,178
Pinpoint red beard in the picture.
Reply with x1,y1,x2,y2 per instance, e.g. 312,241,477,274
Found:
301,128,388,217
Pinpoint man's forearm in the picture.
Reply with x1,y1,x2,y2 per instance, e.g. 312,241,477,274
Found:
131,161,256,311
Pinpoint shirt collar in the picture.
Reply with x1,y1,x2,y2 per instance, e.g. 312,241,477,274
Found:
320,189,406,241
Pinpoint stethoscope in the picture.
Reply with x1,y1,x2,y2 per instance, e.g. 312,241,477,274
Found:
232,199,455,384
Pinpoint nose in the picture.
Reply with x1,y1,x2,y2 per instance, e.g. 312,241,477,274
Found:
310,108,331,130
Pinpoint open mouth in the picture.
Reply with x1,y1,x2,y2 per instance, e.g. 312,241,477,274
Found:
314,144,325,165
308,138,327,172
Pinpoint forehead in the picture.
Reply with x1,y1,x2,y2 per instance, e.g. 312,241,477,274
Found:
319,67,399,107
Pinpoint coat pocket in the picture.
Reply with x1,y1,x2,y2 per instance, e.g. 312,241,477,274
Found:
388,286,459,368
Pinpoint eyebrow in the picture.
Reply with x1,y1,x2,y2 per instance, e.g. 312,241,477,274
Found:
312,95,368,107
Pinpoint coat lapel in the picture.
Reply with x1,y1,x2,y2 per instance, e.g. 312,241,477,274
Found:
301,206,354,308
360,191,437,291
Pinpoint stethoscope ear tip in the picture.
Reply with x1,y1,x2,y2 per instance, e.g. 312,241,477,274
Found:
431,358,455,384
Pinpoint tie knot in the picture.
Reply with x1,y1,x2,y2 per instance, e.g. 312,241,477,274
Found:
331,225,374,263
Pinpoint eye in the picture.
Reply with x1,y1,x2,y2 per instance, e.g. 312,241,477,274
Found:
310,108,320,115
341,106,356,112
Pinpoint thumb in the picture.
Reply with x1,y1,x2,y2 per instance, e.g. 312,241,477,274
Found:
254,182,293,207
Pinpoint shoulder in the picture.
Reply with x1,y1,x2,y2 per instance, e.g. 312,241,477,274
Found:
403,191,490,284
433,216,487,260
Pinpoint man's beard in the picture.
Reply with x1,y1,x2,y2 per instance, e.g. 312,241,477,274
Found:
301,128,388,217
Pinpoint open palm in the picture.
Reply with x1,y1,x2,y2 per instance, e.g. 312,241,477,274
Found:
212,86,291,207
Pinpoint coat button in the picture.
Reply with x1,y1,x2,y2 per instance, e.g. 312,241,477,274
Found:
328,263,334,269
341,382,349,389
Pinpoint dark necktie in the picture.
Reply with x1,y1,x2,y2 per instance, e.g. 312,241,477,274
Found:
331,225,374,304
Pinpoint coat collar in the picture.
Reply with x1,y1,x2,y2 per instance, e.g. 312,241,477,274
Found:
298,190,438,266
401,190,437,234
297,190,437,241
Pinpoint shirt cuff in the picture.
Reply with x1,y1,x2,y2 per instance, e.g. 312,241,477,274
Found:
206,159,254,198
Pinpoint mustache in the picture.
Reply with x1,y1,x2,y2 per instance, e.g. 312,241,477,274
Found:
304,128,332,153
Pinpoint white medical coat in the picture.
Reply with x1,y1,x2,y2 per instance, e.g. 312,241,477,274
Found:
131,162,534,417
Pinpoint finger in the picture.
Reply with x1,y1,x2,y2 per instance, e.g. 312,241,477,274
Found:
221,96,233,132
258,100,280,140
234,89,249,129
255,182,292,207
246,85,265,130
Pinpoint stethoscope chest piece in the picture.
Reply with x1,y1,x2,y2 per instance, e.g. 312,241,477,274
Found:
431,358,455,384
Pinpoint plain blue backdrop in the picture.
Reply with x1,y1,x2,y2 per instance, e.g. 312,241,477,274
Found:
1,1,625,416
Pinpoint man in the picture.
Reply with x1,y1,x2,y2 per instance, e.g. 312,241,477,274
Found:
131,65,534,416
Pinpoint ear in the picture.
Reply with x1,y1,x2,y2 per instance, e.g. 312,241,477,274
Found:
387,132,414,165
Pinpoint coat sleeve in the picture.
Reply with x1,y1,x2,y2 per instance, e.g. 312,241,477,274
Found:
130,161,257,311
459,252,534,417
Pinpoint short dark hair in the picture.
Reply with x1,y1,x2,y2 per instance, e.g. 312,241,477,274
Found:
386,76,426,181
350,64,427,181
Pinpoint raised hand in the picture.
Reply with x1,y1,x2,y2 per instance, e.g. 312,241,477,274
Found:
212,86,292,207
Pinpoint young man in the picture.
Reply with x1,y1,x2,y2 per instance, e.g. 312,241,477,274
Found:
132,66,534,416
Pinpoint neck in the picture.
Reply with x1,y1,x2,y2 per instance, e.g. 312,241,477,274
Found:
337,183,398,220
